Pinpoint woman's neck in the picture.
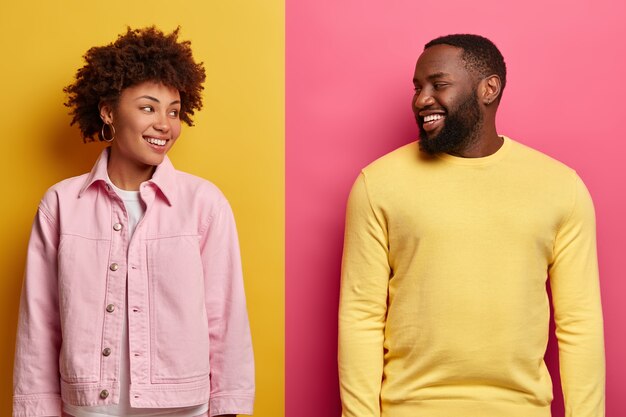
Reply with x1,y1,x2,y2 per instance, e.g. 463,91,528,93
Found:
107,150,156,191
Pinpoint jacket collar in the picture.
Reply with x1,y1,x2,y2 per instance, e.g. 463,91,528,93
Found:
78,147,176,206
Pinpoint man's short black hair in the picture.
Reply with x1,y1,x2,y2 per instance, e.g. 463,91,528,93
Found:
425,34,507,101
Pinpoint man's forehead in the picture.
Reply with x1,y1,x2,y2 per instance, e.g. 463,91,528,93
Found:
415,44,465,76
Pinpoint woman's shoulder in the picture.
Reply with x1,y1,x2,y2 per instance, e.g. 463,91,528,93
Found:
39,173,92,209
47,173,91,192
172,170,229,204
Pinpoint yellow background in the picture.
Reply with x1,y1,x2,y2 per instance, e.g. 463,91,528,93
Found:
0,1,284,416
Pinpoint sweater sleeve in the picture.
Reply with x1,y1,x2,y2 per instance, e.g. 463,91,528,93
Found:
13,204,62,417
548,173,605,417
338,173,390,417
200,199,255,417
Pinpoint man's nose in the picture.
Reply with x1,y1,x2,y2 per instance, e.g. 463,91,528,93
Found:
414,89,435,109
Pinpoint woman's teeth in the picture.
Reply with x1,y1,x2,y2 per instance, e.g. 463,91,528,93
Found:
145,137,167,146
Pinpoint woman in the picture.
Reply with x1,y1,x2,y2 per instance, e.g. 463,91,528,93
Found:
13,27,254,417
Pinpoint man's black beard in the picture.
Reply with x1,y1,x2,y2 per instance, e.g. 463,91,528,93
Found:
417,89,483,155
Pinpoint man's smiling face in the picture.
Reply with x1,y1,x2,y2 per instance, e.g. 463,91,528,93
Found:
412,44,483,155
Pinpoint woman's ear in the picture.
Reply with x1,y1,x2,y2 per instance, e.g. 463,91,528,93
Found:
99,102,114,124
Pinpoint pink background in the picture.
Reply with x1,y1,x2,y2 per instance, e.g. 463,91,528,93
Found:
286,1,626,416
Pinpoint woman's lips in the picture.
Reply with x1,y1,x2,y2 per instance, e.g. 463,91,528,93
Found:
143,136,169,153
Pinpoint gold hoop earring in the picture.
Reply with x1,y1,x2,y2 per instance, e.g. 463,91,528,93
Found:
101,122,115,142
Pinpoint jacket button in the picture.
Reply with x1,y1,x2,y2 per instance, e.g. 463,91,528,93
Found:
113,223,123,231
102,348,112,357
109,263,119,271
100,389,109,399
106,304,115,313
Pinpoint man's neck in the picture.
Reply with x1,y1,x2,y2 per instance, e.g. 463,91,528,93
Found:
448,127,502,158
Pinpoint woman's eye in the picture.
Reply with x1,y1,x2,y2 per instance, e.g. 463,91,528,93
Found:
141,106,154,113
169,109,179,118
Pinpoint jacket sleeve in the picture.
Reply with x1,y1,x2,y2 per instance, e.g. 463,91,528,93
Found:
13,203,62,417
548,173,605,417
338,173,390,417
200,199,255,417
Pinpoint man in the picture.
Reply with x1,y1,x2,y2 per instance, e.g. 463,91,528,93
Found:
338,34,605,417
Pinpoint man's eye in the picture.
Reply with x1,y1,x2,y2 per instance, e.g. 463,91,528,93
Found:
434,83,447,90
413,87,421,93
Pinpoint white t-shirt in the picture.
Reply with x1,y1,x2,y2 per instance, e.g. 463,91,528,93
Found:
64,180,209,417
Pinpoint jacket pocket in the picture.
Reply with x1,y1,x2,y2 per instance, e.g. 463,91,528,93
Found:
147,235,210,383
57,235,109,383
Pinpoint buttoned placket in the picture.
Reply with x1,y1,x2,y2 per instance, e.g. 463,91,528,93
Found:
126,182,157,404
98,182,130,404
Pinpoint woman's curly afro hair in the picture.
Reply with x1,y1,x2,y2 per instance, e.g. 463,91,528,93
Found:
64,26,206,142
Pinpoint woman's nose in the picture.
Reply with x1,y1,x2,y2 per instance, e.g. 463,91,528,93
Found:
154,113,171,132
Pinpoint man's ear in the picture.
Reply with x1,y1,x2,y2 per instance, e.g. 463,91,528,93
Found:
480,75,501,105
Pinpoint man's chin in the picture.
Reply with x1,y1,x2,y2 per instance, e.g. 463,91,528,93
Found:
418,139,440,155
418,130,440,154
418,127,431,141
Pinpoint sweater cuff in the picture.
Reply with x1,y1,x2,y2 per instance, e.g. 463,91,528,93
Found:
209,394,254,416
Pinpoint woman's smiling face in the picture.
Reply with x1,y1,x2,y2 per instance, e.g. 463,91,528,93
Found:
101,81,182,169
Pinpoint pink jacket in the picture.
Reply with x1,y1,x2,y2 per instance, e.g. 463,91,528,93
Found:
13,149,255,417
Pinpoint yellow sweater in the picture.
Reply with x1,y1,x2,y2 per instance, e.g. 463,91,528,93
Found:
339,137,605,417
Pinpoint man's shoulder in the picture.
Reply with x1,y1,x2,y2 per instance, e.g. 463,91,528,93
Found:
357,136,580,184
507,137,577,178
362,141,420,175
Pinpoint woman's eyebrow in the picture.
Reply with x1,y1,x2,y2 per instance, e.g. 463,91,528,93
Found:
136,95,160,102
136,95,181,105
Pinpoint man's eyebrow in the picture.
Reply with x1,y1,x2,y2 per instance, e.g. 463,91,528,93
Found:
136,95,181,105
426,72,451,81
413,72,452,84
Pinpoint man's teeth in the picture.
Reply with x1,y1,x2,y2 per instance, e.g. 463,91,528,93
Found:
145,137,167,146
423,114,444,123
